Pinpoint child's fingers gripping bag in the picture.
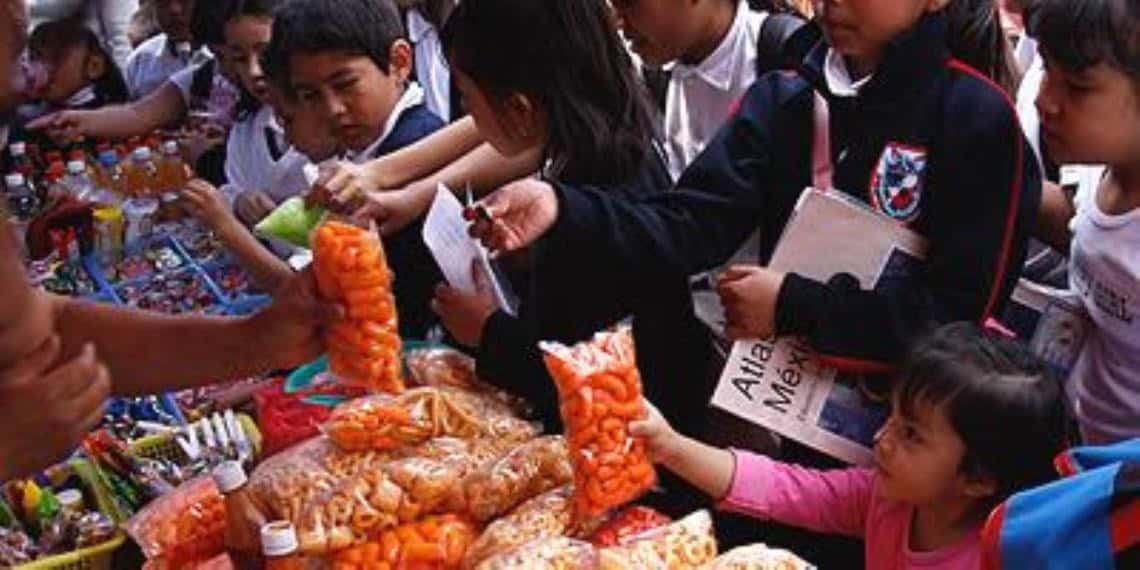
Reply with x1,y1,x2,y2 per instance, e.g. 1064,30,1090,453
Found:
540,327,656,521
462,436,573,522
473,537,599,570
313,219,404,394
464,485,575,568
125,476,227,567
330,514,477,570
596,510,718,570
706,544,815,570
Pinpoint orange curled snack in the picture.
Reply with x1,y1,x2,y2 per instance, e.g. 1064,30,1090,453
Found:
313,220,404,393
540,327,656,521
330,514,476,570
124,477,227,566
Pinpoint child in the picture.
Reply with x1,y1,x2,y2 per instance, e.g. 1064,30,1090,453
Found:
467,0,1042,436
631,322,1068,569
27,15,129,110
425,0,675,428
396,0,458,122
125,0,206,99
263,0,447,338
1031,0,1140,445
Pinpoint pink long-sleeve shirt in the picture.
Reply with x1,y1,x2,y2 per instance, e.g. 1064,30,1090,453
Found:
719,451,980,569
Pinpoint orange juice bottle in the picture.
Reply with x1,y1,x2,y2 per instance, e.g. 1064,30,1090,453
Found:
124,146,158,197
156,140,188,193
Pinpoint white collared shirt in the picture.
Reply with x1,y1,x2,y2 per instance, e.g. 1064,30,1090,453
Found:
222,105,309,206
125,34,210,100
407,9,451,122
664,1,767,180
348,82,427,164
823,48,873,97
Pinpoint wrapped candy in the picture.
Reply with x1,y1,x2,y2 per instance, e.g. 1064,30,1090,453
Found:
588,507,671,547
596,510,717,570
124,477,227,566
330,514,476,570
462,436,573,522
0,527,37,566
464,485,574,568
706,544,815,570
541,327,655,520
324,388,538,452
473,537,597,570
313,220,404,393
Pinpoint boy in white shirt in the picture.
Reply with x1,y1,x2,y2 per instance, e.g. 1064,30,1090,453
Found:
1032,0,1140,445
124,0,209,99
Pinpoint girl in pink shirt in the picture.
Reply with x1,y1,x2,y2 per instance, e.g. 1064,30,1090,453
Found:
632,323,1069,569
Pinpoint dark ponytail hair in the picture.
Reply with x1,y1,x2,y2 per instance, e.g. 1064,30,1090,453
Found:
441,0,658,186
945,0,1022,94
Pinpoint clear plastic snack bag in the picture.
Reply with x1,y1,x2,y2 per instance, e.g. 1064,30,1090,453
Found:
473,536,598,570
706,543,816,570
464,485,575,569
596,510,718,570
462,436,573,522
124,477,227,567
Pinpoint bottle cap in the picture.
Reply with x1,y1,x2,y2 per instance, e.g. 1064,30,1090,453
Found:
56,489,85,513
5,173,25,187
211,460,248,493
260,521,299,557
162,140,179,155
133,147,152,161
99,150,119,166
67,160,86,175
9,142,26,156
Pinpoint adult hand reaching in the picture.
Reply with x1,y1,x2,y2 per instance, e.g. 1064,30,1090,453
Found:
25,110,94,146
244,269,345,371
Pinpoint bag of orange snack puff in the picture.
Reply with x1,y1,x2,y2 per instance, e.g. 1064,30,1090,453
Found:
330,514,476,570
125,477,227,567
540,327,656,521
312,220,404,393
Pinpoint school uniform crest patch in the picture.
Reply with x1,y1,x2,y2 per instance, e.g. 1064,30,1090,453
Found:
870,143,927,222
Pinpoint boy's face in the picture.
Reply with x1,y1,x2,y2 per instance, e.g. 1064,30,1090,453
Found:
813,0,949,72
290,43,412,154
0,0,28,113
35,43,97,104
224,15,274,104
611,0,695,66
873,395,991,508
155,0,194,43
1036,55,1140,166
273,88,340,162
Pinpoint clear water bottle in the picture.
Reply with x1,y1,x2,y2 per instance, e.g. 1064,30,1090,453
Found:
5,172,38,218
65,160,95,201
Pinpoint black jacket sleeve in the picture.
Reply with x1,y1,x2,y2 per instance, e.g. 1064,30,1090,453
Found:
774,70,1042,369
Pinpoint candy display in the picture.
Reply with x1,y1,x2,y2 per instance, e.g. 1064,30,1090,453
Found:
464,486,574,568
329,514,476,570
588,506,672,547
116,269,220,314
208,263,259,300
324,387,537,453
461,436,573,522
313,220,404,393
473,537,598,570
101,396,184,441
124,476,227,567
596,510,718,570
105,241,185,283
26,257,96,296
706,544,816,570
541,327,656,521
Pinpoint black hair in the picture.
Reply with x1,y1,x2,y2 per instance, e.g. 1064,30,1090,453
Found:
190,0,227,46
206,0,284,119
441,0,658,186
393,0,456,31
896,323,1069,507
1028,0,1140,81
945,0,1022,94
28,15,129,105
263,0,406,91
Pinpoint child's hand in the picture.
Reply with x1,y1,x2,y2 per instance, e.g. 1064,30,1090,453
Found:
234,190,277,226
312,161,384,213
629,400,683,464
716,265,786,340
181,179,234,230
353,188,424,236
430,262,497,348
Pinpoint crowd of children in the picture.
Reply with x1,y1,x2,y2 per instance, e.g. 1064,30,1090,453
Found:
2,0,1138,567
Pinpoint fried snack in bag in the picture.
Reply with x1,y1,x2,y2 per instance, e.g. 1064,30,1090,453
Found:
325,387,538,452
541,327,656,520
248,437,345,524
464,485,574,569
405,347,530,416
588,506,671,547
705,544,815,570
313,220,404,393
596,510,717,570
125,477,227,567
462,436,573,522
473,537,598,570
330,514,477,570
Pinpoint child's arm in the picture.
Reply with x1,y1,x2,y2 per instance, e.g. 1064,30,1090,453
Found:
1036,181,1075,252
25,81,187,142
182,180,293,293
632,403,873,538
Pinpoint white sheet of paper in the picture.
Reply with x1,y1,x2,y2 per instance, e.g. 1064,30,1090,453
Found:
422,184,516,315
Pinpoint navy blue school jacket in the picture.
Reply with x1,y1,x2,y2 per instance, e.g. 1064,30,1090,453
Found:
369,103,446,339
538,14,1041,383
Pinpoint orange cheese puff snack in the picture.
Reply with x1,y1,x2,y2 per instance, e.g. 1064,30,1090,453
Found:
596,510,717,570
330,514,477,570
325,394,422,452
462,436,573,522
540,327,656,520
463,486,574,569
125,477,227,566
705,544,814,570
588,506,671,547
473,537,598,570
313,220,404,393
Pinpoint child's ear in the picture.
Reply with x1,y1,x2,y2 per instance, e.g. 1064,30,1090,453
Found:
387,39,414,84
961,470,999,501
84,52,107,81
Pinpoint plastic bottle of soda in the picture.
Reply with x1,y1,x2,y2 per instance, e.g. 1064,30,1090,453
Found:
95,150,125,197
157,140,188,193
125,147,158,197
